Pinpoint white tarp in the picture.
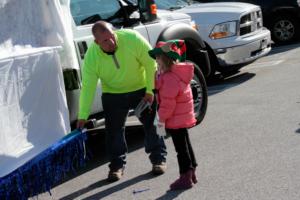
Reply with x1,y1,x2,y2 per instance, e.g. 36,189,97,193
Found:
0,0,79,70
0,0,76,177
0,47,70,177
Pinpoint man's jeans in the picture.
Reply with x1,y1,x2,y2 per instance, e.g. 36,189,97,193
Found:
102,88,167,171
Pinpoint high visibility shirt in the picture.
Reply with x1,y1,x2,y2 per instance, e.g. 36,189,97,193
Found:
78,29,156,120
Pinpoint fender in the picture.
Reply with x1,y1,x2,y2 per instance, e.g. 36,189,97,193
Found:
157,23,211,77
265,6,300,21
272,6,299,14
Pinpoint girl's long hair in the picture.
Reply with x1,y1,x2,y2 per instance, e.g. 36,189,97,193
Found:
158,53,176,72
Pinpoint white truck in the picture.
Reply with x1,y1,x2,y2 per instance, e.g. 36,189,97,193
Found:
155,0,272,78
0,0,211,129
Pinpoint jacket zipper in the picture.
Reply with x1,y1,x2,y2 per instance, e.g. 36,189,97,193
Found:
112,54,120,69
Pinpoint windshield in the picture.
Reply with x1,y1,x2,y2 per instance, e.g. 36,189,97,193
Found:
70,0,139,26
155,0,190,10
192,0,251,2
70,0,121,25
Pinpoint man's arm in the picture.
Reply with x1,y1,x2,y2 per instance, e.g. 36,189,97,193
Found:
78,45,99,121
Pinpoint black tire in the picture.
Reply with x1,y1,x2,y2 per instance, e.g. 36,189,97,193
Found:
187,60,208,125
206,48,217,81
270,14,300,44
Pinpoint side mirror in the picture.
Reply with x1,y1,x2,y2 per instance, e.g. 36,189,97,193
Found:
138,0,157,22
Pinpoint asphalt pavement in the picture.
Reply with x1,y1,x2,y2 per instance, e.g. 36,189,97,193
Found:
35,42,300,200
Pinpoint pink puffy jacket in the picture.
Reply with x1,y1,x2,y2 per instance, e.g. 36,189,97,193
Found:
155,62,196,129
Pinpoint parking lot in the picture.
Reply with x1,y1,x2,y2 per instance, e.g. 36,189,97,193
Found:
33,42,300,200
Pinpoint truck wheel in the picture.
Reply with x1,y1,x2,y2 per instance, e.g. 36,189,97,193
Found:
187,60,208,125
205,44,218,80
271,15,299,44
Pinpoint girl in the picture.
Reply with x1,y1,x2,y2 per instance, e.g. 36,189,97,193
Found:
149,40,198,190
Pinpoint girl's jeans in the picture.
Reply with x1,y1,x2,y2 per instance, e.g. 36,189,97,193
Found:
102,88,167,171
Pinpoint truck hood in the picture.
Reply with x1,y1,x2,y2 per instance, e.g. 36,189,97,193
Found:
176,2,259,22
157,9,191,21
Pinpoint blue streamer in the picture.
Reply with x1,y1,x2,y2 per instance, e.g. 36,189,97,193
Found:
0,129,88,199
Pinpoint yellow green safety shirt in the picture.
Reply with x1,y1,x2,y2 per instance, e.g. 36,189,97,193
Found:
78,29,156,120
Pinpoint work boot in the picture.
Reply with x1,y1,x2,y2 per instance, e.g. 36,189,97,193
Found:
192,168,198,184
170,169,193,190
107,167,124,182
152,162,167,175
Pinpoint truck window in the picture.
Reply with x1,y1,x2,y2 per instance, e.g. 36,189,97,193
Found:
196,0,254,2
155,0,189,10
70,0,121,26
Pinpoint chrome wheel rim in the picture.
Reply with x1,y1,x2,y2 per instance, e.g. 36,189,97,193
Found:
191,73,204,118
274,19,295,41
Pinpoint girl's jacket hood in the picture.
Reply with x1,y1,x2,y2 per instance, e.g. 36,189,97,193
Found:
171,62,194,84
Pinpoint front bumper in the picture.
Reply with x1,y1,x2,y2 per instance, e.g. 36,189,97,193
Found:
214,29,272,67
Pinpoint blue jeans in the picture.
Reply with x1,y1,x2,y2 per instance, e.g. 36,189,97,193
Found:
102,88,167,171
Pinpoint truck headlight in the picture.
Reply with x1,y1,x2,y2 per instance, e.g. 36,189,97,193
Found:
190,20,199,31
209,21,237,39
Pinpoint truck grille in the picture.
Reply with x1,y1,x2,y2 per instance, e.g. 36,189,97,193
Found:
240,9,263,36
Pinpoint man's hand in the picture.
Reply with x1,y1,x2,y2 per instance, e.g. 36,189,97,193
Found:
76,119,87,129
156,121,166,136
143,93,154,104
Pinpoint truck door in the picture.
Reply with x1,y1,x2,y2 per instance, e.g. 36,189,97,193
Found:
69,0,152,117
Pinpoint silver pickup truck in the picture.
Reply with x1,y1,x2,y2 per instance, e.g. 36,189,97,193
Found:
155,0,272,78
0,0,212,129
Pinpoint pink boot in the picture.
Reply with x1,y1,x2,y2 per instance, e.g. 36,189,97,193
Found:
192,168,198,184
170,170,193,190
170,175,183,189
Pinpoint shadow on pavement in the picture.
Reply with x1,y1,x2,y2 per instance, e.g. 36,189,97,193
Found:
207,72,256,96
296,123,300,134
59,179,109,200
155,189,187,200
49,126,146,192
269,41,300,56
60,171,157,200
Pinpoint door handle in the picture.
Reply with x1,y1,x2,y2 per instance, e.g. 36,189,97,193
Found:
77,41,88,59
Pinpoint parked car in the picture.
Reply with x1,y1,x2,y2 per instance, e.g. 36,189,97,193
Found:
1,0,210,129
155,0,272,77
200,0,300,44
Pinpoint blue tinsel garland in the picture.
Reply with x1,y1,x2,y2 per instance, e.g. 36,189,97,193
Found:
0,129,87,200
